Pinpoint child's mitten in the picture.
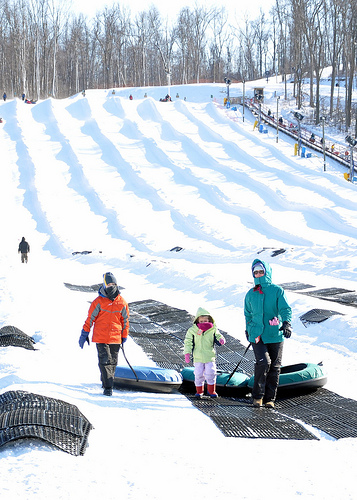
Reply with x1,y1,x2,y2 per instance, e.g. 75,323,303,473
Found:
269,317,279,326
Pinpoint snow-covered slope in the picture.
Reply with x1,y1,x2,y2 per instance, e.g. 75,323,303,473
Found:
0,81,357,499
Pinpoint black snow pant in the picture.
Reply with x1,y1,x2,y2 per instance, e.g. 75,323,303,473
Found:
251,340,284,402
96,343,120,390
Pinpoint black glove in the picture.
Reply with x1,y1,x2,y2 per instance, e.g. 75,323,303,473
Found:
279,321,292,338
245,330,249,341
121,337,127,344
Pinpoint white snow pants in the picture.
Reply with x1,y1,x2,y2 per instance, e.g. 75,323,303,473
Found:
194,361,217,386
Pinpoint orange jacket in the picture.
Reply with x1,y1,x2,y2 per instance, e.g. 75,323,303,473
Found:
83,293,129,344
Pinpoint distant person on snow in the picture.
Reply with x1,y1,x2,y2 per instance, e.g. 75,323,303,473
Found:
79,272,130,396
184,307,225,398
244,259,292,408
3,92,6,101
129,94,133,100
18,237,30,263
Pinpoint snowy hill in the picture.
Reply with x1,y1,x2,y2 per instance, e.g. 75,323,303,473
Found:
0,80,357,499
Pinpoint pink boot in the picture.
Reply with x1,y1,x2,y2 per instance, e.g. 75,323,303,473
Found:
207,384,218,398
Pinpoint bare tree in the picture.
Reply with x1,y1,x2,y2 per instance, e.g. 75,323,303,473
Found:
326,0,344,119
343,0,357,130
275,0,291,99
209,7,230,83
48,0,69,97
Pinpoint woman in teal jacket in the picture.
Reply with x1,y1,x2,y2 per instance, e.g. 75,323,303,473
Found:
244,259,292,408
184,307,225,398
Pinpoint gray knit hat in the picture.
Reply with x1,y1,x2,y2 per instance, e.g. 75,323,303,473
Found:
103,272,117,288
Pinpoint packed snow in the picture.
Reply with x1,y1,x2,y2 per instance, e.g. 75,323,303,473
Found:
1,76,357,500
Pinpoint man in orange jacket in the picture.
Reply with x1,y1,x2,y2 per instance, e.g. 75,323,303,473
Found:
79,272,130,396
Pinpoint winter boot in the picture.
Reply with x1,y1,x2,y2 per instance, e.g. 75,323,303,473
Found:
207,384,218,398
195,385,204,398
265,401,275,408
103,388,113,396
253,398,263,407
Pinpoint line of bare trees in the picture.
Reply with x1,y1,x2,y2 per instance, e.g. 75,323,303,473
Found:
0,0,356,129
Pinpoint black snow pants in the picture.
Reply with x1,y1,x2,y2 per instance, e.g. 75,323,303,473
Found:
96,343,120,390
251,340,284,402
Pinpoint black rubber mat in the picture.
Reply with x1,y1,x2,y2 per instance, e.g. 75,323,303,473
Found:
257,247,286,257
0,326,36,350
298,287,357,308
280,284,357,309
299,308,343,325
279,282,315,291
0,391,93,455
277,389,357,439
129,300,193,335
64,282,100,292
321,293,357,307
0,407,89,436
271,248,286,257
187,395,317,440
188,389,357,441
64,282,125,293
0,425,89,456
129,333,185,371
301,287,354,296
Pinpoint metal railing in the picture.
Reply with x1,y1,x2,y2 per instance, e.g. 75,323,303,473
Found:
246,99,353,168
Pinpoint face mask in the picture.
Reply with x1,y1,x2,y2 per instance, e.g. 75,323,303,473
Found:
105,284,119,300
197,322,213,332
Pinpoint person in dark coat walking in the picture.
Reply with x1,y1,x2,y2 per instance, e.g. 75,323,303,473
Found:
244,259,292,408
18,237,30,263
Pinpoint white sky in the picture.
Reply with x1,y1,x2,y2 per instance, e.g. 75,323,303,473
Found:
70,0,276,21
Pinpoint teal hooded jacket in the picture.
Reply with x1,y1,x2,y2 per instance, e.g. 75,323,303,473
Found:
184,307,225,363
244,259,292,344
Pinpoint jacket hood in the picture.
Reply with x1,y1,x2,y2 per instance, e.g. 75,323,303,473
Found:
194,306,215,325
251,259,272,286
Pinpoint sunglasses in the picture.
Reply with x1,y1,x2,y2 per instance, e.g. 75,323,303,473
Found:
253,270,265,275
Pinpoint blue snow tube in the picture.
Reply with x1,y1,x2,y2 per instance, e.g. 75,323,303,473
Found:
114,365,183,393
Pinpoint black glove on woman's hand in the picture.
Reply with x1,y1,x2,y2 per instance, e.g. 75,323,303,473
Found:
279,321,292,338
